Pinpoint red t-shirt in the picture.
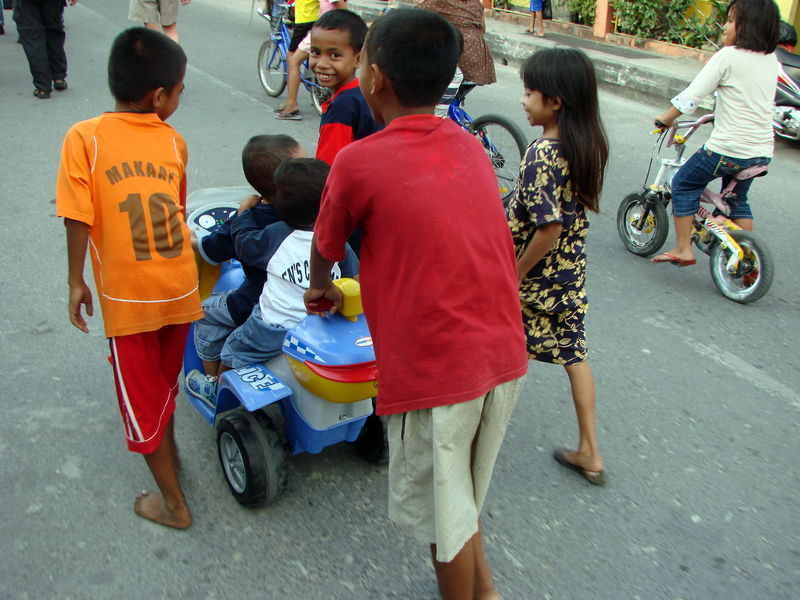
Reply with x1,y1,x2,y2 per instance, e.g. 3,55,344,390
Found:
315,114,528,415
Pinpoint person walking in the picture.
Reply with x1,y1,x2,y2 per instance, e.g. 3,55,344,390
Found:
129,0,191,43
15,0,77,99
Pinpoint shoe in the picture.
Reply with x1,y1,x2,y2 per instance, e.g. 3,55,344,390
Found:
33,89,51,99
650,252,696,267
274,110,302,121
553,447,606,486
53,79,68,91
0,24,5,35
185,369,218,404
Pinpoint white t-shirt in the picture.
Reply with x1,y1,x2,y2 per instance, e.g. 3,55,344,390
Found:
671,46,778,158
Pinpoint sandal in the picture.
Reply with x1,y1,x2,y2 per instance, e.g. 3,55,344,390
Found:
53,79,68,91
274,110,302,121
33,89,51,99
553,447,606,486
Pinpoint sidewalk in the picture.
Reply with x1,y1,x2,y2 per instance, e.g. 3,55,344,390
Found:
350,0,705,105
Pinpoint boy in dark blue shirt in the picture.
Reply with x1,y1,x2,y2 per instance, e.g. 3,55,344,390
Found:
192,134,304,377
310,9,382,165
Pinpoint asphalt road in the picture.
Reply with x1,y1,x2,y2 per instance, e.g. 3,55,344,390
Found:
1,1,798,599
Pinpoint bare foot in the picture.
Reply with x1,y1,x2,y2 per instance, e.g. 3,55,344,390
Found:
134,491,192,529
476,590,503,600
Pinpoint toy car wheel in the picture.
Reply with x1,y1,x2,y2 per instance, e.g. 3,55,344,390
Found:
349,410,387,464
216,411,288,507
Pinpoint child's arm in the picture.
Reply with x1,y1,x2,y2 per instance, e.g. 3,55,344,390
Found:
229,209,273,271
65,218,93,333
515,222,562,282
655,49,727,127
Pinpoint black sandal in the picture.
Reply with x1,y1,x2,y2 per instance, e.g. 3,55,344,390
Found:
33,89,51,99
53,79,68,91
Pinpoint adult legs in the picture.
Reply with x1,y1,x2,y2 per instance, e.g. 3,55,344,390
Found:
16,0,55,92
562,361,603,474
41,0,67,80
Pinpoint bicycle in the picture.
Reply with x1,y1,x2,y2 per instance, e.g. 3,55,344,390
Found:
256,1,331,116
617,114,774,303
447,82,528,206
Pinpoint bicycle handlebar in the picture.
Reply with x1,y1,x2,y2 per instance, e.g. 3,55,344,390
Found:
660,113,715,148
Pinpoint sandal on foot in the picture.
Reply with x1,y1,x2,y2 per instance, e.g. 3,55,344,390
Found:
34,89,51,99
650,252,696,267
53,79,68,91
553,447,606,486
274,110,302,121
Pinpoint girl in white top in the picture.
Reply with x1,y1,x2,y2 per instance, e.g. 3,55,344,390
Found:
652,0,780,267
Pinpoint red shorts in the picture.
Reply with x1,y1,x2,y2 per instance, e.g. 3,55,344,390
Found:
108,323,190,454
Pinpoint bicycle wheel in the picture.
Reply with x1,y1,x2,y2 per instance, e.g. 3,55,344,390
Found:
257,39,286,97
709,229,773,303
616,192,669,256
468,114,527,206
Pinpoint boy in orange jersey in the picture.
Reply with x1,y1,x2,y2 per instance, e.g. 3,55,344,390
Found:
56,28,203,529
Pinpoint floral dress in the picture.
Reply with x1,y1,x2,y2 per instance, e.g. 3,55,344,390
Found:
506,138,589,365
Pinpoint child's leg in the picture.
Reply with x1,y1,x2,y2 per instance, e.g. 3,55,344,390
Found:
431,527,501,600
135,416,193,529
161,23,180,43
563,361,603,473
527,12,534,32
536,11,545,34
281,49,308,115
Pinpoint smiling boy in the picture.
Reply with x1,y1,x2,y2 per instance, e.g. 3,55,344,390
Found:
309,9,382,165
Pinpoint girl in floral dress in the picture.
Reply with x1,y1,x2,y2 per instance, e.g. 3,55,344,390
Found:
507,48,609,485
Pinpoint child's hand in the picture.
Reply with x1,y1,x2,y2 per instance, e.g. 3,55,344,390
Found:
304,283,343,316
189,228,199,252
238,194,263,215
69,282,93,333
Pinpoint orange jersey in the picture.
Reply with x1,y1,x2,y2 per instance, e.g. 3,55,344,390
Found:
56,112,203,338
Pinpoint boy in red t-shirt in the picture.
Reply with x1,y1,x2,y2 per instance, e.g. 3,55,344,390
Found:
305,9,528,600
309,9,382,165
56,28,202,529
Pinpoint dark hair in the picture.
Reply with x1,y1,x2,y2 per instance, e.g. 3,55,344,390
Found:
365,8,460,107
313,9,368,51
242,135,301,200
108,28,187,102
728,0,780,53
271,158,331,229
521,49,608,212
779,20,797,47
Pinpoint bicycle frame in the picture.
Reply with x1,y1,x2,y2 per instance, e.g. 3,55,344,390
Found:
641,114,747,274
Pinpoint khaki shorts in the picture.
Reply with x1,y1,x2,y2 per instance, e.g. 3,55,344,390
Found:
129,0,180,27
387,375,525,563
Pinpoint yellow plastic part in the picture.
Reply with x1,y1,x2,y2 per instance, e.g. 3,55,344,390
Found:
333,278,363,322
286,356,377,404
196,255,221,301
673,134,686,145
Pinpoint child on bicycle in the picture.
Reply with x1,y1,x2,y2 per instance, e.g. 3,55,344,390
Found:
652,0,780,267
305,9,528,599
309,9,383,165
185,158,359,403
507,48,609,486
274,0,348,120
191,135,305,378
57,28,202,529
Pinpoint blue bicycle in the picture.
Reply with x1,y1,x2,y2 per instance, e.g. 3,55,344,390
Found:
448,82,527,206
257,1,331,115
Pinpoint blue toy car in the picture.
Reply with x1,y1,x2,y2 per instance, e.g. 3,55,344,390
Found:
184,188,384,507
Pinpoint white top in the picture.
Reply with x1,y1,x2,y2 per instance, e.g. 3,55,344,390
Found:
259,229,342,329
671,46,778,158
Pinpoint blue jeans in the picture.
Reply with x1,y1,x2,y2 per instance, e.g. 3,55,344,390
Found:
220,304,288,368
671,147,770,219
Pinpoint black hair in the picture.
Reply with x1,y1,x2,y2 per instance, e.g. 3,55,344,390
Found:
242,135,301,200
312,9,368,52
365,8,460,108
521,49,608,212
779,20,797,47
108,27,187,103
727,0,780,53
271,158,331,230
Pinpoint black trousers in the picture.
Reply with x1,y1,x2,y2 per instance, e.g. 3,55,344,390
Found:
14,0,67,92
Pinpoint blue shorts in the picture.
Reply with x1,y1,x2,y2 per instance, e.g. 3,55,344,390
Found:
194,291,238,362
220,304,288,369
530,0,543,11
671,147,770,220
